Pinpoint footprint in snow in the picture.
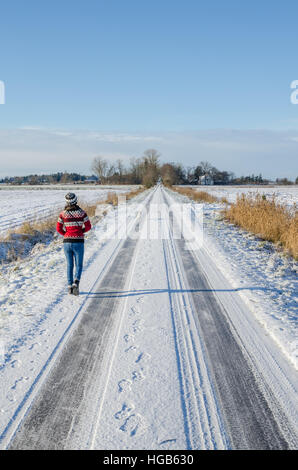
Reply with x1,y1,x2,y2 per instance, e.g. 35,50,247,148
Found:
11,360,22,369
28,342,40,351
11,377,28,390
120,413,147,437
132,369,145,382
123,334,134,343
135,352,151,364
129,306,140,317
159,438,177,446
114,402,135,420
6,393,16,403
132,320,144,333
118,379,132,393
125,345,138,353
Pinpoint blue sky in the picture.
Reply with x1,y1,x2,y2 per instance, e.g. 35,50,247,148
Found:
0,0,298,178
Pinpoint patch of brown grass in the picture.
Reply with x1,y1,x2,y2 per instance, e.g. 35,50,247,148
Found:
224,193,298,260
15,221,36,235
5,217,56,241
171,186,219,204
126,187,145,200
221,197,229,204
106,191,119,206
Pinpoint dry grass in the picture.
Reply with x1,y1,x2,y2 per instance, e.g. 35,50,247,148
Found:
14,221,36,236
126,187,145,200
221,196,229,204
282,212,298,259
4,216,57,241
1,217,57,263
170,186,298,260
106,191,119,206
171,186,219,204
224,193,298,260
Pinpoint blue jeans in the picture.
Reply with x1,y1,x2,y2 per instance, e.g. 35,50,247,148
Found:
63,243,84,286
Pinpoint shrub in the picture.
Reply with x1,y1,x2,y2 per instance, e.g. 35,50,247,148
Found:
224,193,298,260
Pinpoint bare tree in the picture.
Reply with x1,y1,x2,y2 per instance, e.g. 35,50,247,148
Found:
141,149,161,187
143,149,161,166
200,161,213,175
129,157,143,184
114,159,126,183
91,156,109,183
106,163,116,182
116,159,125,177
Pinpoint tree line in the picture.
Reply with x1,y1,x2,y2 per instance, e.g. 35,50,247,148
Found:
1,149,297,186
91,149,242,187
0,172,95,185
91,149,296,187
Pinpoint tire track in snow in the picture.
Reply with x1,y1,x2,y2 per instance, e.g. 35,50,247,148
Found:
162,187,295,449
160,189,229,450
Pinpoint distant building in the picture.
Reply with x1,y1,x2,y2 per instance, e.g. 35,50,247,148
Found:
84,175,99,184
199,174,214,185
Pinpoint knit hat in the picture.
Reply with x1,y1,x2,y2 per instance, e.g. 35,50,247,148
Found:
65,192,78,205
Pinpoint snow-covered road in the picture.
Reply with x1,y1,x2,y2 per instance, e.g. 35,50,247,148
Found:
0,186,297,450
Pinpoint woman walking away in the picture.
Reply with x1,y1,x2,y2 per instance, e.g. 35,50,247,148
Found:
56,193,92,295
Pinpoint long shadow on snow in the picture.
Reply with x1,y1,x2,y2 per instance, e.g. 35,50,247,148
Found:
79,285,282,299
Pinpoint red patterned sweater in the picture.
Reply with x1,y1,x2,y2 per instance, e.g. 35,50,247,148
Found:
56,206,91,243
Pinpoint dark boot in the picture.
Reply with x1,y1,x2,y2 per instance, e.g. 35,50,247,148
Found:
68,285,73,295
72,279,80,296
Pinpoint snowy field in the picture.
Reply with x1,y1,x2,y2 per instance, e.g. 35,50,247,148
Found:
192,185,298,208
0,185,137,235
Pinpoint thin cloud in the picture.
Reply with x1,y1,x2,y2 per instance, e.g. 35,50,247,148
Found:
0,128,297,179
